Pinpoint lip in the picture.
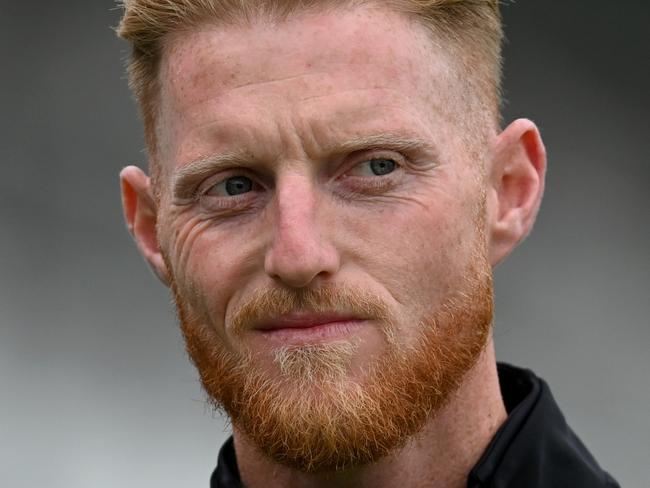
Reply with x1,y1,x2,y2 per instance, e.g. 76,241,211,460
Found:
253,312,368,344
255,312,364,331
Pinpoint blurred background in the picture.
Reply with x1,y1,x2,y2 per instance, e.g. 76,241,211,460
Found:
1,1,648,486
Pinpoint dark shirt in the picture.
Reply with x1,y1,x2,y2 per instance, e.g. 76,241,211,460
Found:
210,363,620,487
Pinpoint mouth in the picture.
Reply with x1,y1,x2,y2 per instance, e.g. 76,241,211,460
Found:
254,312,368,344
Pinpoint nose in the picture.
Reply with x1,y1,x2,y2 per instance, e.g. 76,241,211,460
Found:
264,175,340,288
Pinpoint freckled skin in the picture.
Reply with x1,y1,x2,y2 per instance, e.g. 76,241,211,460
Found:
118,3,548,486
155,7,488,360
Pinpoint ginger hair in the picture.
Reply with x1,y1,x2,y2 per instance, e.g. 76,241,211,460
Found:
116,0,502,184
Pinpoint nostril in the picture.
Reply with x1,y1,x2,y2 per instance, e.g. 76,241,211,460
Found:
264,238,341,289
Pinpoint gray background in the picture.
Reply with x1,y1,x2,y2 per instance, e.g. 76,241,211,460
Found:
1,1,648,487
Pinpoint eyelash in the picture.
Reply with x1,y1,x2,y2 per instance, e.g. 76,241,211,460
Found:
195,171,262,212
338,153,404,192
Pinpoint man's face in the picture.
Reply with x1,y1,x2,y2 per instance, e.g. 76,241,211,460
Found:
154,5,494,471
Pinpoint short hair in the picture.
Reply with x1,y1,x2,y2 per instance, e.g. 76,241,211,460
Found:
116,0,502,184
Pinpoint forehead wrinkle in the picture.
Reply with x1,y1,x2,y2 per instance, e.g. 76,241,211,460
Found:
157,5,479,189
299,87,452,132
297,86,401,104
164,45,414,112
222,69,333,94
160,8,437,111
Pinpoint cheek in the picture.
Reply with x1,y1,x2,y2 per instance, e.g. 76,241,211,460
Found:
162,214,262,338
339,193,478,313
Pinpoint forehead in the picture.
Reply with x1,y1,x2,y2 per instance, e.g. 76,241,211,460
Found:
157,5,464,167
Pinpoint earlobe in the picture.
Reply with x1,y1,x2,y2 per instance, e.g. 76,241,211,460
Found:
487,119,547,266
120,166,171,286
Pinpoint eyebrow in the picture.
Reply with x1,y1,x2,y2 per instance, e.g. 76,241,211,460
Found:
172,150,252,200
171,132,436,199
324,133,437,158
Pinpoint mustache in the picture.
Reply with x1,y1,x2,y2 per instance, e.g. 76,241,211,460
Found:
229,284,392,336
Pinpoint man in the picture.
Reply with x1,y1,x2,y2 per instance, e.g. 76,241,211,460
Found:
116,1,619,486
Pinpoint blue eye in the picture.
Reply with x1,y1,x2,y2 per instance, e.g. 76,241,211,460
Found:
368,158,396,176
351,158,397,177
207,176,254,197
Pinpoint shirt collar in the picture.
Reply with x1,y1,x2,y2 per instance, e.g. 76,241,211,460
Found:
211,363,618,488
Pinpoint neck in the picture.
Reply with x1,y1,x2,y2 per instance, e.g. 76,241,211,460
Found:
233,339,506,488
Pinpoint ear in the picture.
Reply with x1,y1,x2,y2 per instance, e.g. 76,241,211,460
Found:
486,119,546,266
120,166,170,286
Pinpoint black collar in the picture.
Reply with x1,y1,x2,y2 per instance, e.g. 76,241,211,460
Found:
211,363,619,488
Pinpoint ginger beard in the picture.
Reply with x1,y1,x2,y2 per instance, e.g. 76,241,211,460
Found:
166,232,494,473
